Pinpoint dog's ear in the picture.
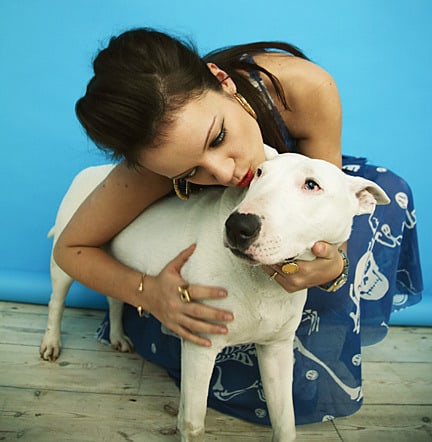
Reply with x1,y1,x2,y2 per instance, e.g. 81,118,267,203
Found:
347,176,391,215
263,144,279,160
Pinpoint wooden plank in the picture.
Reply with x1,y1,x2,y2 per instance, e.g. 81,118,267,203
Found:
362,362,432,405
0,343,145,395
0,340,179,398
0,312,107,352
0,300,105,318
0,385,179,442
0,301,106,351
0,386,339,441
334,404,432,441
0,338,348,424
1,301,431,441
362,326,432,363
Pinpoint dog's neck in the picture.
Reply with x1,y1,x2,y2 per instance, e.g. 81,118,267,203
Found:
286,250,315,263
287,241,344,264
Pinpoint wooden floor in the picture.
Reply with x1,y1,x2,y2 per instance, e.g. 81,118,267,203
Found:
0,301,431,441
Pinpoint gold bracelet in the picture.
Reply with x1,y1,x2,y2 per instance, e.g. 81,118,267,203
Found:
136,273,146,318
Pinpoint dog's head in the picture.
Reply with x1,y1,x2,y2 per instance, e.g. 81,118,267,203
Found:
224,152,389,265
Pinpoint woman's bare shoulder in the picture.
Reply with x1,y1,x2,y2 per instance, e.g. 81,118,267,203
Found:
253,52,337,104
254,53,342,164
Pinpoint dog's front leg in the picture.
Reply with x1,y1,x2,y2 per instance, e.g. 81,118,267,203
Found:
178,340,219,442
256,337,296,442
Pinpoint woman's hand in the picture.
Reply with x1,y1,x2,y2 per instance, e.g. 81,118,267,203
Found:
144,244,234,347
262,242,345,293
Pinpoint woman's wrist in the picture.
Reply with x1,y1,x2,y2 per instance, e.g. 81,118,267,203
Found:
135,272,147,317
319,249,349,292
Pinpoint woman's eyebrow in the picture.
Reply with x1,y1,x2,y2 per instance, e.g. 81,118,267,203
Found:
170,115,216,180
202,116,216,152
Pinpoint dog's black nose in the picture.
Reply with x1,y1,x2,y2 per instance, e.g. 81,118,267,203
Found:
225,212,261,250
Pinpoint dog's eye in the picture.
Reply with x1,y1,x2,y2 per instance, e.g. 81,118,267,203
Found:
303,179,321,191
256,168,263,177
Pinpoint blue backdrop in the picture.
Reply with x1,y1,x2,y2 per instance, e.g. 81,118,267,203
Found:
0,0,430,324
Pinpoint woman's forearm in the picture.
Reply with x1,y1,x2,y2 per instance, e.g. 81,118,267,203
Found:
53,241,146,308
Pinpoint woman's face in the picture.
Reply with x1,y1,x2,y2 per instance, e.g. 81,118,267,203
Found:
138,88,265,188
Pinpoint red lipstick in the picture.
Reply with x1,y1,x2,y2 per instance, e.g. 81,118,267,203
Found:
237,169,254,188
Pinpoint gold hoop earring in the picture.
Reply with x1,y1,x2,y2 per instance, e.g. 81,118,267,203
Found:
173,178,190,201
233,92,257,120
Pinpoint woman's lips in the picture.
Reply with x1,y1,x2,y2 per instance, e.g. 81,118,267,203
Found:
237,169,254,188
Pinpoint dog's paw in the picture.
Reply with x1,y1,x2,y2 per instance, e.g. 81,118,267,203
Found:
110,333,134,353
40,336,62,361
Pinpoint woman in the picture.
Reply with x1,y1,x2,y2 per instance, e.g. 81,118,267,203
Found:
55,28,422,424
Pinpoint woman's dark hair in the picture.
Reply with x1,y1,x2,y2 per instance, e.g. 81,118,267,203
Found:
76,28,309,166
76,28,221,166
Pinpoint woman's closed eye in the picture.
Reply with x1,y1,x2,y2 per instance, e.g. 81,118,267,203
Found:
209,121,226,148
176,121,227,182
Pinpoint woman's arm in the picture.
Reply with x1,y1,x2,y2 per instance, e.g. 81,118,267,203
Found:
53,162,172,303
54,162,233,346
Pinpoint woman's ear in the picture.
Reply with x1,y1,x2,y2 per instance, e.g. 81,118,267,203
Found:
207,63,237,93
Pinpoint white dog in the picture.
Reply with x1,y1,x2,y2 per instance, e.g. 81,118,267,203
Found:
41,146,389,441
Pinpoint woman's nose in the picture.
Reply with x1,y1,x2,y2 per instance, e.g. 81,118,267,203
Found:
204,156,234,185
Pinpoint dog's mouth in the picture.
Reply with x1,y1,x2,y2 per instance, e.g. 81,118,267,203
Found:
226,241,299,267
224,232,300,266
227,246,259,265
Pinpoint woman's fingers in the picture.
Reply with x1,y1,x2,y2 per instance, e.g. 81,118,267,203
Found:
182,297,233,323
169,243,197,274
174,326,213,347
146,244,234,347
261,241,344,292
179,305,232,346
312,241,337,260
167,245,228,298
262,264,303,292
163,302,232,347
312,241,345,276
186,283,228,301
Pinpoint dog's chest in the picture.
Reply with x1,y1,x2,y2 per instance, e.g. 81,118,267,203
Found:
215,285,307,346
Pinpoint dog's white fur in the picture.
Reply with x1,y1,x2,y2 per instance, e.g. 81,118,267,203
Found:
41,146,389,441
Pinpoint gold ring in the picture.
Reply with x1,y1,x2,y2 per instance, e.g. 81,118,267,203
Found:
269,271,278,281
178,284,191,303
281,261,299,275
